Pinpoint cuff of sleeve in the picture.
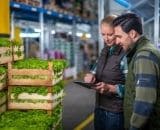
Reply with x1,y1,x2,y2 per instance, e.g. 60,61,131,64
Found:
115,84,123,98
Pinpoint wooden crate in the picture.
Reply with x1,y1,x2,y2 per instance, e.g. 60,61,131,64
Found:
8,62,64,86
12,46,24,61
8,62,53,86
0,47,12,65
8,90,64,110
0,74,6,90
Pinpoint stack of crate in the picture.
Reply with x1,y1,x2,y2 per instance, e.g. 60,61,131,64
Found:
0,37,65,129
0,45,10,112
8,61,63,110
0,38,23,115
7,59,65,128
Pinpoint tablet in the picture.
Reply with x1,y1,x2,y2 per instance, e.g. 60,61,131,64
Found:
73,81,96,89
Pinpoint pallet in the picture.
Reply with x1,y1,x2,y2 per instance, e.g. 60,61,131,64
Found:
0,47,12,65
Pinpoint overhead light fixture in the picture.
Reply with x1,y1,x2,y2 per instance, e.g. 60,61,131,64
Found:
68,31,72,35
76,32,83,37
34,28,41,32
51,30,56,34
86,33,91,38
20,33,40,38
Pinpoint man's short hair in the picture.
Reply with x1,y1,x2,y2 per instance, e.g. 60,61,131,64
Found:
113,13,143,35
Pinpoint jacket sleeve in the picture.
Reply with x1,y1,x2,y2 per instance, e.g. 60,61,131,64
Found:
130,51,159,129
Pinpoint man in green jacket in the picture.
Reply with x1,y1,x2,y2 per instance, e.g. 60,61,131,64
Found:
113,13,160,130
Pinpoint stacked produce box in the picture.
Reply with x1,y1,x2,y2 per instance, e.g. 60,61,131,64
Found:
7,59,66,129
0,38,14,115
0,37,67,129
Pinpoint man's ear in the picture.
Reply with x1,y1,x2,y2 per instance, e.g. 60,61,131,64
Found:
129,29,137,39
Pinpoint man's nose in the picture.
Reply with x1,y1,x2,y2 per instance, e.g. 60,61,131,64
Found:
115,39,120,45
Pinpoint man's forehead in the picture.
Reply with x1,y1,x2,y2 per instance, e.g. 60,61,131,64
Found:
114,26,122,31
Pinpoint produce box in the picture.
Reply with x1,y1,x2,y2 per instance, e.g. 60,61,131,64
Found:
0,67,6,90
0,91,7,114
8,82,64,110
8,59,66,86
8,89,64,110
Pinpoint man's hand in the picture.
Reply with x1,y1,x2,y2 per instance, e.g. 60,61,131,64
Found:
84,73,96,83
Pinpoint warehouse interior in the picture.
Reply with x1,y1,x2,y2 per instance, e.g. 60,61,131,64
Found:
0,0,159,130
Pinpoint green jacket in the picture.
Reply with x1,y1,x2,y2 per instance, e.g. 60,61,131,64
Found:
124,36,160,130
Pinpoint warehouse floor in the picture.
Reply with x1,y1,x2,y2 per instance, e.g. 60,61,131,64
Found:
62,79,95,130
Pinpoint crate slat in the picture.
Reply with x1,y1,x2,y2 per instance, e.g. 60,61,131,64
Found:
10,69,51,75
10,90,64,100
8,102,53,110
9,79,51,86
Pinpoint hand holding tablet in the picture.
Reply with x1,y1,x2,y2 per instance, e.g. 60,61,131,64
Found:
73,81,97,89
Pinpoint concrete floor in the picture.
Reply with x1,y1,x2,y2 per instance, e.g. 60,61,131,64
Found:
62,79,95,130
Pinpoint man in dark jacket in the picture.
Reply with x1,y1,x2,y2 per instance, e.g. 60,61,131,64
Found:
113,13,160,130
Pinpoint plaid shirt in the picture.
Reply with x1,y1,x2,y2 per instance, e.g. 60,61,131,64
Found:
109,46,128,98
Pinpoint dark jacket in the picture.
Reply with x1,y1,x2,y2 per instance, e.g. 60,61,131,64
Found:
95,45,125,112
